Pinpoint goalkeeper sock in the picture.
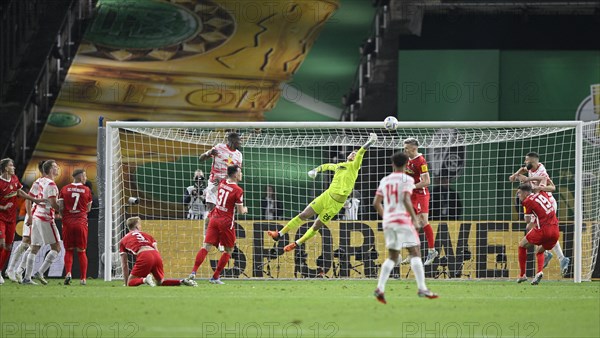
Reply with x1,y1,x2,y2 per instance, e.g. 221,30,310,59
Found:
536,252,544,273
377,258,395,293
411,257,427,290
161,279,182,286
552,242,565,260
297,227,319,245
280,215,304,235
128,278,144,286
518,246,527,277
77,251,88,280
213,252,231,279
423,224,435,250
192,248,208,273
64,250,74,276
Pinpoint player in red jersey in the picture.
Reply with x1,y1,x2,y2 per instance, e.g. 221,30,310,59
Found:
119,216,197,287
515,184,560,285
58,169,93,285
509,151,569,276
6,160,45,282
0,158,45,285
188,165,247,284
199,132,242,251
403,138,438,265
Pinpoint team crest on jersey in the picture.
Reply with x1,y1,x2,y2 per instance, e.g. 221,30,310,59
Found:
405,167,415,174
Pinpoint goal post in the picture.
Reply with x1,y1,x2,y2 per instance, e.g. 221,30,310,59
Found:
100,120,599,282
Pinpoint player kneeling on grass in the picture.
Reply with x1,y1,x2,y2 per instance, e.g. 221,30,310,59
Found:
119,216,197,287
188,165,247,284
267,133,378,251
515,184,560,285
372,152,438,303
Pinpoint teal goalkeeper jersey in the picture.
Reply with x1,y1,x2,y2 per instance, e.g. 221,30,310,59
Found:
316,147,366,198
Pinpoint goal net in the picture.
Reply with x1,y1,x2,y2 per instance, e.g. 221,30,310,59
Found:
101,121,599,282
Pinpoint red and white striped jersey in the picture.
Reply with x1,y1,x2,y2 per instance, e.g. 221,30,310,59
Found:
528,163,555,203
208,143,242,182
376,172,415,228
31,177,58,222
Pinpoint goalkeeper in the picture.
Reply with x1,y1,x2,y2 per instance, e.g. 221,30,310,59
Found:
267,133,378,252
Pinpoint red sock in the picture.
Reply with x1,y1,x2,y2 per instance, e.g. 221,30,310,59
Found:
0,249,9,270
212,252,231,279
0,249,11,271
518,246,527,277
192,248,208,273
423,224,435,249
160,279,182,286
536,252,544,274
77,251,88,280
64,250,74,275
128,278,144,286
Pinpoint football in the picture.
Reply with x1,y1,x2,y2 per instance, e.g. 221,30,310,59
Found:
383,116,398,130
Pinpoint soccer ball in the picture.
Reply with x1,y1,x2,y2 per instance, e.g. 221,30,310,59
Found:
384,116,398,130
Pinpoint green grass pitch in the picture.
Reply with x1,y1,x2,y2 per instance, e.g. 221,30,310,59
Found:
1,279,598,337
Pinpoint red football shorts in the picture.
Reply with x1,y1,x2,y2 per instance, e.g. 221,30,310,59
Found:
204,217,236,248
526,225,559,250
131,250,164,281
411,193,430,214
62,219,88,249
0,219,16,246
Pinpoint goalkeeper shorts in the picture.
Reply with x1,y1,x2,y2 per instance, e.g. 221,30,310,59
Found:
310,191,345,225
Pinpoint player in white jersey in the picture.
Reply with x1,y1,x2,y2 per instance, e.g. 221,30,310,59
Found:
198,132,242,250
509,151,570,276
22,160,62,285
372,152,438,304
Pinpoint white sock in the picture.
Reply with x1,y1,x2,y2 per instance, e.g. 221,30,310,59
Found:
411,257,427,291
7,242,29,272
25,252,36,280
553,242,565,260
377,259,396,293
17,247,32,272
38,250,59,275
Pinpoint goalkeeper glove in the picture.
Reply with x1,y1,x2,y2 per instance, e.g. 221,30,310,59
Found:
308,169,318,179
362,133,378,149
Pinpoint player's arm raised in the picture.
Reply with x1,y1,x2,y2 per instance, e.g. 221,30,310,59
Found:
509,167,528,182
199,147,218,161
532,177,556,193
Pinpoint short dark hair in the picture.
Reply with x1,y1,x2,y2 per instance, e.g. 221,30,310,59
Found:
526,152,539,159
403,138,419,147
0,158,13,173
38,160,46,174
42,160,56,175
72,168,85,178
227,165,240,177
228,132,240,140
517,184,533,193
391,151,409,168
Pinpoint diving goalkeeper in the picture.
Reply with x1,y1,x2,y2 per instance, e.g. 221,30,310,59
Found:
267,133,378,252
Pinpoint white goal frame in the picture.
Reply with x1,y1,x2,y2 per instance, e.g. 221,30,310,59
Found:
102,120,591,283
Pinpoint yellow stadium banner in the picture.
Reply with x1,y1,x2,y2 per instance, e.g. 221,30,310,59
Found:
140,220,588,280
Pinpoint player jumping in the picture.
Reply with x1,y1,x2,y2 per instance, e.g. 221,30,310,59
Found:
515,184,560,285
509,151,569,276
267,133,378,252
